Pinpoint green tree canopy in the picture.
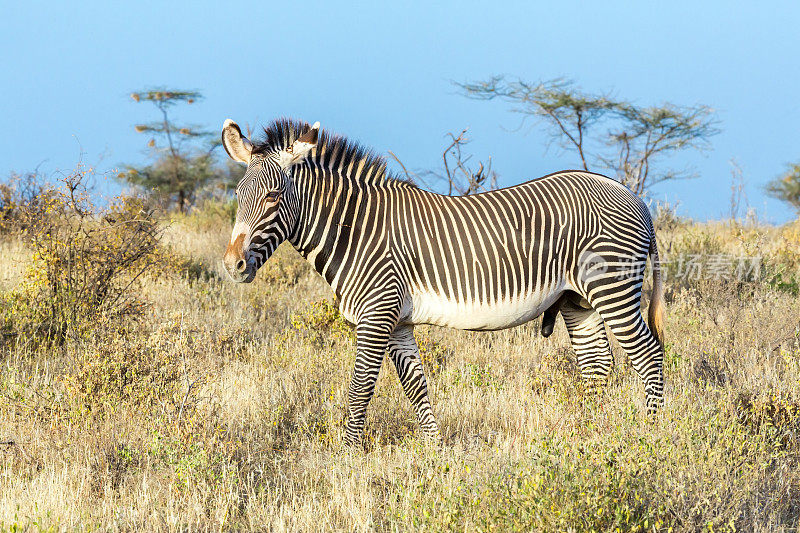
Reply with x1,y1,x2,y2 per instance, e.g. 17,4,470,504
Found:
119,88,240,212
766,163,800,212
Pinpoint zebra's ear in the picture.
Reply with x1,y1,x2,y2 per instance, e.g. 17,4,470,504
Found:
221,119,253,164
278,122,320,169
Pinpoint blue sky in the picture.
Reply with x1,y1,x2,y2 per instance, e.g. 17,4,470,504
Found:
1,1,798,222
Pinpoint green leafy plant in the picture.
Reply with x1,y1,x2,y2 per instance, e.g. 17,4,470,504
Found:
766,162,800,213
119,88,243,212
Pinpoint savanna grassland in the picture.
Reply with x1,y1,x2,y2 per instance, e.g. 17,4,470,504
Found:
1,173,800,532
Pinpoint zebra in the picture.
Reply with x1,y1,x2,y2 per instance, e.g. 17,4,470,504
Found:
221,118,665,446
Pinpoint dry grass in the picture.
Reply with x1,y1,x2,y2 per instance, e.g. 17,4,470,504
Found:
1,208,799,531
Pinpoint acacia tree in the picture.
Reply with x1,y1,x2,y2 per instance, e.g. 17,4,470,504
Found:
766,162,800,213
120,89,221,212
458,77,719,196
607,103,719,194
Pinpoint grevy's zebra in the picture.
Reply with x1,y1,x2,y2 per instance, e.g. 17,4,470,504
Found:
222,118,665,445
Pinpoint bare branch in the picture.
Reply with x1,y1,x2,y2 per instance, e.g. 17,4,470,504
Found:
387,151,436,191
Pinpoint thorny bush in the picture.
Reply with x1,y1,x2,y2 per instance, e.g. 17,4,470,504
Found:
1,164,163,346
0,172,56,234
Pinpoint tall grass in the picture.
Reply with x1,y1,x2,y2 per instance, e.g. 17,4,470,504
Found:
0,189,798,531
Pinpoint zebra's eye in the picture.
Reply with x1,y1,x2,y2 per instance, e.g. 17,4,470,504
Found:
264,191,280,202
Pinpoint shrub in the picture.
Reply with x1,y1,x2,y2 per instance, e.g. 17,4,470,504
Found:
763,222,800,295
0,164,163,346
0,172,56,234
287,299,355,347
415,328,451,375
61,325,184,418
60,317,243,422
284,302,452,375
765,162,800,212
255,243,312,288
172,196,238,229
735,390,800,446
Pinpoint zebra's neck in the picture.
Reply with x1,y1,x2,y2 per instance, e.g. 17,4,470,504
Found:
287,166,405,289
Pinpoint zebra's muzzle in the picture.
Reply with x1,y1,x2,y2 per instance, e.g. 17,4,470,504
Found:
223,233,256,283
226,261,256,283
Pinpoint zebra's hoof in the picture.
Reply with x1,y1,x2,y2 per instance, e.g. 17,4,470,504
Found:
422,431,444,447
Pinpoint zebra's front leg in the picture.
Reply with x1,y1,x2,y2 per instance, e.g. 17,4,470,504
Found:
344,319,394,446
387,325,441,443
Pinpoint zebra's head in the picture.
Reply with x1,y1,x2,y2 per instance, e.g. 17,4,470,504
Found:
220,118,319,283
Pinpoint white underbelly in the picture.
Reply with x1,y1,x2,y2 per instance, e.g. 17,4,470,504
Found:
405,288,562,331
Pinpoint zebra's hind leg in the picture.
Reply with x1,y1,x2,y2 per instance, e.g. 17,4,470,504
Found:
589,293,664,415
387,325,441,443
560,302,613,395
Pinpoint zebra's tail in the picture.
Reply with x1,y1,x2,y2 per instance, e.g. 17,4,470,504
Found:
647,233,665,349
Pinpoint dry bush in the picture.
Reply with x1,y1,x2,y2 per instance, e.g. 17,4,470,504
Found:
174,197,238,230
61,325,185,419
763,222,800,294
415,327,451,376
255,243,312,289
391,394,800,531
0,165,162,346
285,299,355,347
0,173,55,234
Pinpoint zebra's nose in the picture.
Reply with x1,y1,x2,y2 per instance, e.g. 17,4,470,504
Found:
224,233,248,277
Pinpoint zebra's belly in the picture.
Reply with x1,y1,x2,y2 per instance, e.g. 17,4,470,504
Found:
404,288,563,331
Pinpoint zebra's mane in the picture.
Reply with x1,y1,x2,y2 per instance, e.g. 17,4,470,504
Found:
252,118,416,188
